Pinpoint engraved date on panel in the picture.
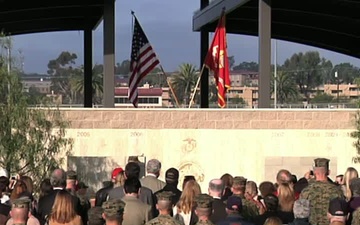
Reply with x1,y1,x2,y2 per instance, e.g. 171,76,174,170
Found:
130,132,143,137
271,132,284,138
325,132,339,137
307,132,320,137
77,131,91,138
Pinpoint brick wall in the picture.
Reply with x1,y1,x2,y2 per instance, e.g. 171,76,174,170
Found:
62,109,356,130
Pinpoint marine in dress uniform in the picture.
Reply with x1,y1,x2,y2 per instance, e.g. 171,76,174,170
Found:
194,194,215,225
300,158,344,225
102,199,126,225
145,191,183,225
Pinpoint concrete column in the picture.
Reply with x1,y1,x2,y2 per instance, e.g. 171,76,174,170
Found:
103,0,115,108
84,28,93,108
200,0,209,108
258,0,271,108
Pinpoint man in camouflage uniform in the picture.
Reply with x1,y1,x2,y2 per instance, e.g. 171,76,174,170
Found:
102,199,126,225
300,158,344,225
230,176,259,220
88,206,105,225
10,198,31,225
145,191,183,225
194,194,215,225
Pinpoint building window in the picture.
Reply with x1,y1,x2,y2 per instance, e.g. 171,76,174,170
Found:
115,97,159,104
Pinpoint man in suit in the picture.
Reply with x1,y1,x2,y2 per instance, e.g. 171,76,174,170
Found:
140,159,165,193
208,179,227,224
36,169,84,225
121,178,152,225
108,162,155,214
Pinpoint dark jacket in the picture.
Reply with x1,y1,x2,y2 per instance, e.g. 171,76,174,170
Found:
154,184,182,206
289,218,312,225
210,198,227,224
217,214,255,225
95,183,114,207
36,189,83,225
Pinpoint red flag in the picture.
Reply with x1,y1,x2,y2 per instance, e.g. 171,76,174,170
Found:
204,10,230,108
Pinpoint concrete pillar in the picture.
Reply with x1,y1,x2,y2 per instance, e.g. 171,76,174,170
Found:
84,28,93,108
103,0,115,108
200,0,209,108
258,0,271,108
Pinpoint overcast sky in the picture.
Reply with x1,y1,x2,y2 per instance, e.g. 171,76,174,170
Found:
12,1,360,74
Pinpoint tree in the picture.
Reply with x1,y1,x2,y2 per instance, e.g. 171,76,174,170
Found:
47,51,82,104
332,63,360,84
282,51,326,103
311,92,334,103
0,38,72,191
171,63,199,106
233,61,258,71
115,60,131,75
271,71,299,104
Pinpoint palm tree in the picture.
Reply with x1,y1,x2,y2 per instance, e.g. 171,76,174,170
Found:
74,64,103,105
271,71,299,104
170,63,198,106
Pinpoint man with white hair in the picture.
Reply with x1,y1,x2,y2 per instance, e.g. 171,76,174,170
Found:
140,159,165,193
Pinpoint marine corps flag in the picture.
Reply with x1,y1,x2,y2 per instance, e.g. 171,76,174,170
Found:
204,10,230,108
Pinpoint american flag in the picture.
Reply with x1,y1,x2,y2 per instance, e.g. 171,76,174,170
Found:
128,16,160,107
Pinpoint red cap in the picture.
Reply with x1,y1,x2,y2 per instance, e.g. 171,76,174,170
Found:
112,167,124,179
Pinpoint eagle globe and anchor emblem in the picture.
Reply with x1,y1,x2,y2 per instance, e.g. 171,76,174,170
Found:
178,161,205,184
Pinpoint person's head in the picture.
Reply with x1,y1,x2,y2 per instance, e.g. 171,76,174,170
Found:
231,176,247,195
344,167,359,201
226,196,242,215
328,198,349,223
155,191,174,213
258,181,276,199
66,170,77,190
165,168,179,186
293,199,310,219
182,175,196,190
291,175,298,184
146,159,161,177
40,179,52,198
77,182,88,195
123,177,141,196
124,162,140,179
114,173,126,188
220,173,233,188
264,194,279,212
10,198,31,223
350,178,360,197
178,180,202,214
10,180,27,201
276,169,292,185
264,217,283,225
20,176,33,194
336,175,344,185
313,158,330,180
111,168,124,183
102,199,126,224
0,176,9,193
245,181,258,198
50,190,77,223
50,169,66,188
194,194,213,219
88,207,105,225
208,179,224,198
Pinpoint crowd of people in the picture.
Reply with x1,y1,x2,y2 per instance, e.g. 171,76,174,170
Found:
0,157,359,225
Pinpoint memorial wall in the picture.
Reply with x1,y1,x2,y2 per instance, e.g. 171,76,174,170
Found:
63,109,359,191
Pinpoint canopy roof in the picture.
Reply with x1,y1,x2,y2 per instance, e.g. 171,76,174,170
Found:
0,0,105,35
193,0,360,58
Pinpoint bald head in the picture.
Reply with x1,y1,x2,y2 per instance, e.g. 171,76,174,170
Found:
208,179,224,197
50,169,66,188
11,208,29,223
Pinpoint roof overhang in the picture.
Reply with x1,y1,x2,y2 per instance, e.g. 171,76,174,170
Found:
193,0,360,59
0,0,107,35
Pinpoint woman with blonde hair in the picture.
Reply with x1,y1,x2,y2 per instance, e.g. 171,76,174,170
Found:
275,169,295,212
113,172,125,188
173,180,201,225
343,167,358,201
49,190,82,225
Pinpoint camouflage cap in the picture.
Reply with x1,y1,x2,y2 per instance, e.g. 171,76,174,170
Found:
12,197,31,209
66,170,77,180
195,194,214,209
314,158,330,169
232,176,247,186
88,206,104,223
293,199,310,218
102,199,126,217
156,191,174,202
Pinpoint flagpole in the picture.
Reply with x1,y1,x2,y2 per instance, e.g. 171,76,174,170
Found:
188,64,206,108
158,65,180,108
